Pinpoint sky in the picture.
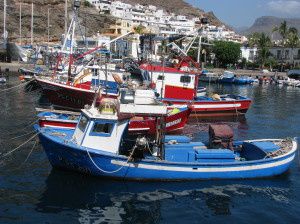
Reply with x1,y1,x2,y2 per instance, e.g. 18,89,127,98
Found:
187,0,300,28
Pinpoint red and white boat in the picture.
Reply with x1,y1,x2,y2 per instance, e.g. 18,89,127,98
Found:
37,106,190,134
35,66,120,109
140,59,252,117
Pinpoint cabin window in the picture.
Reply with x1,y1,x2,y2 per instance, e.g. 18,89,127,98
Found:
92,69,99,76
90,122,114,137
157,75,164,80
180,76,191,83
78,115,89,132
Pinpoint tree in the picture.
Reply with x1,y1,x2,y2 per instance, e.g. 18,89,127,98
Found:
273,20,298,45
248,32,272,68
286,29,299,67
212,41,241,68
273,21,288,45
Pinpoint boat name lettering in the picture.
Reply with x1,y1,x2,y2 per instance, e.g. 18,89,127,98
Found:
166,118,181,127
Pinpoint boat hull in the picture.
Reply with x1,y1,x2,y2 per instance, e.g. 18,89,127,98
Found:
36,78,118,109
37,130,297,181
163,97,252,117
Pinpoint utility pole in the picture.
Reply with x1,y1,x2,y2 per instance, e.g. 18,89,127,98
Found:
31,2,33,45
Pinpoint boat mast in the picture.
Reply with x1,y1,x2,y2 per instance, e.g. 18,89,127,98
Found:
47,6,50,44
197,35,202,64
3,0,7,48
65,0,68,38
31,2,33,45
19,1,22,45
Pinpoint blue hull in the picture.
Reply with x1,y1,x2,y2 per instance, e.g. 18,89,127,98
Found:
37,127,297,181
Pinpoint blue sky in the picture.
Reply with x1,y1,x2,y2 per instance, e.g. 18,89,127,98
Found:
187,0,300,27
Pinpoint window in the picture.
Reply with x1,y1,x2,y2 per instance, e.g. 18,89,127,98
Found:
157,75,164,80
90,122,114,136
180,76,191,83
92,69,99,76
78,115,89,132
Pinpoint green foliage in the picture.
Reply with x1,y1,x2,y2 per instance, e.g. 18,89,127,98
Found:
133,25,146,34
83,1,93,7
212,41,241,68
273,20,299,46
248,32,272,68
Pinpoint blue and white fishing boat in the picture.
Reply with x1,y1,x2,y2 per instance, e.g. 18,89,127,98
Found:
234,76,255,85
218,71,235,84
35,93,298,181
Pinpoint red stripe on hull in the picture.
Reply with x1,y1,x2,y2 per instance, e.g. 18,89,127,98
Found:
39,120,77,129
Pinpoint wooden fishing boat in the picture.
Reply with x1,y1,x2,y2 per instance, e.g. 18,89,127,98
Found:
37,105,190,134
35,96,298,181
140,63,252,117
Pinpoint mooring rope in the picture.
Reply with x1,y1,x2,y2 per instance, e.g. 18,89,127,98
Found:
1,118,40,136
8,130,36,141
18,140,37,167
0,80,32,93
0,133,39,159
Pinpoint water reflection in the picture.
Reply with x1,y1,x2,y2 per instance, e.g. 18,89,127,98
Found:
36,170,293,223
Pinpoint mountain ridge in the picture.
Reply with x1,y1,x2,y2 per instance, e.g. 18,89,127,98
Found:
240,16,300,38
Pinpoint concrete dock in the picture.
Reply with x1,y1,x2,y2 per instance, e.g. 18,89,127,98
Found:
0,61,288,78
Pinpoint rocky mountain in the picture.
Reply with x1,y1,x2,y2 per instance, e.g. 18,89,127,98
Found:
240,16,300,38
0,0,225,43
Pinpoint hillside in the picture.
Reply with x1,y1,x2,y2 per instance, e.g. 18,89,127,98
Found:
124,0,225,26
0,0,115,43
241,16,300,38
0,0,225,43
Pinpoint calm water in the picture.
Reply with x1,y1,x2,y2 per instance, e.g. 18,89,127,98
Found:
0,77,300,224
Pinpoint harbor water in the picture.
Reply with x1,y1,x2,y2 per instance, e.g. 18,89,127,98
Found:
0,77,300,223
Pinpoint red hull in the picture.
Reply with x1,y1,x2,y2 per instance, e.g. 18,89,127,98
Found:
165,99,252,117
38,108,191,134
36,78,118,109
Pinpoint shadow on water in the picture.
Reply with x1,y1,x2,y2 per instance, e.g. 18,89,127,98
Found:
34,169,294,223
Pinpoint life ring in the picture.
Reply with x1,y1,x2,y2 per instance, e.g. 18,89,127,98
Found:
112,73,123,84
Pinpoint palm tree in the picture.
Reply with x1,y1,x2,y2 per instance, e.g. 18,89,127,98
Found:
273,21,298,45
286,30,299,67
249,32,272,68
273,21,288,45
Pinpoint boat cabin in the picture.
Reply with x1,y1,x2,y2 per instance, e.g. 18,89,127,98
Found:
140,63,200,100
72,90,168,155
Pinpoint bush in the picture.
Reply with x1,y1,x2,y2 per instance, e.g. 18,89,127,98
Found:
83,1,93,7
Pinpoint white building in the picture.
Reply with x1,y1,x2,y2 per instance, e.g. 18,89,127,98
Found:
270,47,300,66
241,46,258,62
